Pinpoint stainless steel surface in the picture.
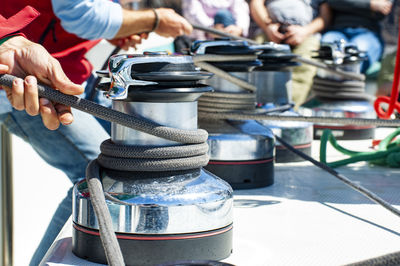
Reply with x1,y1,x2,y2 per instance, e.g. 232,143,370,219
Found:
316,62,361,81
250,71,292,105
112,101,198,146
205,72,251,93
73,169,233,234
107,54,193,99
299,100,377,124
1,125,13,266
257,110,313,146
201,120,275,161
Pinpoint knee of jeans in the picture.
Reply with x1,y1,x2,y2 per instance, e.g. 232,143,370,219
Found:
214,9,236,27
321,32,347,44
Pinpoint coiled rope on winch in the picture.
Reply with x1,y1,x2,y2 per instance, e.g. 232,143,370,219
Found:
0,73,211,266
311,76,373,101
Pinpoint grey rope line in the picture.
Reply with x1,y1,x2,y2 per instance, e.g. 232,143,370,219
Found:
345,250,400,266
98,154,209,172
198,111,400,127
100,139,208,159
86,160,125,266
0,74,208,144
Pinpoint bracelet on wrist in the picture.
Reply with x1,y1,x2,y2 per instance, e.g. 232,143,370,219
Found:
151,8,160,32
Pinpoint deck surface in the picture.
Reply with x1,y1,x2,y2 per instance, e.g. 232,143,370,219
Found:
38,127,400,266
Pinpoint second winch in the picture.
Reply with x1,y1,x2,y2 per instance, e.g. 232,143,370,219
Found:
300,41,376,140
193,40,275,189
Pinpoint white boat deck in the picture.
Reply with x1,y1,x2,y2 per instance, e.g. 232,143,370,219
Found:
27,127,400,266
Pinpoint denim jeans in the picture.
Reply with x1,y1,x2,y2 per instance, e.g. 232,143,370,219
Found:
321,27,384,73
214,9,236,27
0,96,109,265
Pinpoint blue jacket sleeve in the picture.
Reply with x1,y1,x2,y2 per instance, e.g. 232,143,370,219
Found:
52,0,123,40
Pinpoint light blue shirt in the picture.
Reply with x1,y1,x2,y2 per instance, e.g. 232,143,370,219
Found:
52,0,123,40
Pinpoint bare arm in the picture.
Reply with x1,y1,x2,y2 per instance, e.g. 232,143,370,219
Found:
250,0,284,43
285,3,332,46
114,8,193,39
250,0,273,33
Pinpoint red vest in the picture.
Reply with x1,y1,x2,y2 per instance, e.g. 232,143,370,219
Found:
1,1,101,84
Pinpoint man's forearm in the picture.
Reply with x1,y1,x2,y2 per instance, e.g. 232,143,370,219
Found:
113,9,156,39
304,3,332,36
250,0,272,31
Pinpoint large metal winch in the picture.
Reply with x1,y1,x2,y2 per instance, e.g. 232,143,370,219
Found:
72,53,233,265
192,40,275,189
300,41,376,140
250,43,313,162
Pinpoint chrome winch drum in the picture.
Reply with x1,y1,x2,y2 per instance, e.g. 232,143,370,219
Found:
72,53,233,265
193,40,275,189
300,41,376,140
251,43,313,162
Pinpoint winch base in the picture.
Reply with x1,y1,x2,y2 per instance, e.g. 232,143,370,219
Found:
205,158,274,189
72,223,233,266
275,144,312,163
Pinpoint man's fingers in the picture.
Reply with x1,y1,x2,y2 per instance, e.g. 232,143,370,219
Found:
181,18,193,35
11,78,25,110
24,76,40,116
54,103,74,126
0,64,9,73
39,98,60,130
48,59,84,95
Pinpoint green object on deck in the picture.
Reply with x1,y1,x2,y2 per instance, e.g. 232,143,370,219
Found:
320,127,400,168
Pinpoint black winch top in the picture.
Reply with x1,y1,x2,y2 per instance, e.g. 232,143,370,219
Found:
312,41,367,65
100,52,213,102
252,42,300,71
191,39,262,72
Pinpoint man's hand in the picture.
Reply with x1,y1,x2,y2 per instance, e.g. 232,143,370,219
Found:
108,33,148,51
0,36,83,130
223,25,243,37
154,8,193,38
264,23,285,44
284,25,309,46
371,0,393,15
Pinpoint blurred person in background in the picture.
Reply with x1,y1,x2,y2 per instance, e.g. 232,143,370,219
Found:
376,0,399,96
183,0,250,40
250,0,332,108
321,0,393,74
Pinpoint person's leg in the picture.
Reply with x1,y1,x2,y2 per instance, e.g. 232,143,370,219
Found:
321,30,348,44
82,74,112,134
214,9,236,27
291,35,320,108
377,49,396,96
0,108,109,265
348,29,383,73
